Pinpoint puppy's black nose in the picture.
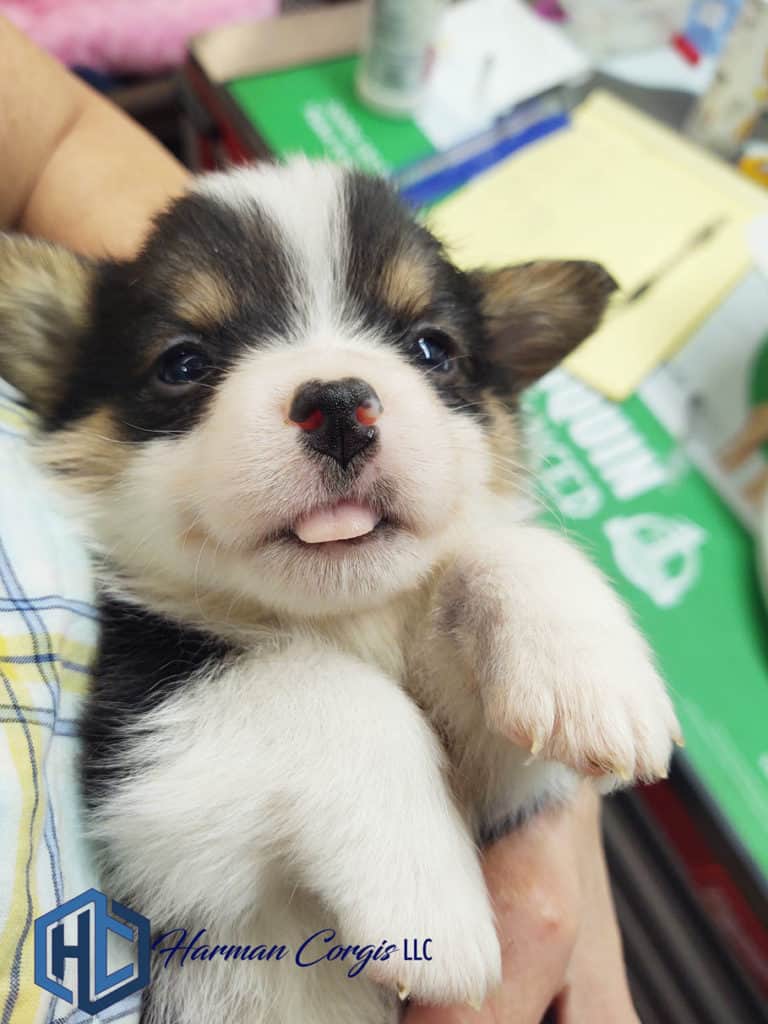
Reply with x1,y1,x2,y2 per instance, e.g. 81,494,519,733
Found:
289,378,382,468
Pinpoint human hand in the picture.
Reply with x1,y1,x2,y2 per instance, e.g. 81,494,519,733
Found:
405,785,639,1024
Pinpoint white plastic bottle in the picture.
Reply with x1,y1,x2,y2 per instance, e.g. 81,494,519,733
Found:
356,0,448,118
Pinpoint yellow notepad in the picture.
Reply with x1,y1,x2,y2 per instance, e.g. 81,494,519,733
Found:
428,91,768,401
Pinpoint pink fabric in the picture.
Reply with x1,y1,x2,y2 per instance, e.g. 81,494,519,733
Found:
2,0,280,73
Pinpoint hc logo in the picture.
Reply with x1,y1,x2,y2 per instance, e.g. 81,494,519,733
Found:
34,888,150,1013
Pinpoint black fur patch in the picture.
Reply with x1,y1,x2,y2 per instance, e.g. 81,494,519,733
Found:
342,172,490,417
45,172,496,443
4,167,615,447
80,596,235,806
51,194,298,439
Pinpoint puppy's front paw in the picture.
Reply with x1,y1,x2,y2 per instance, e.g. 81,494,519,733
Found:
338,843,501,1007
437,529,682,787
486,629,681,784
362,887,501,1007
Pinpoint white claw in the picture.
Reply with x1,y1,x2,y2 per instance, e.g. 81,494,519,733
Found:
524,732,545,765
529,732,544,757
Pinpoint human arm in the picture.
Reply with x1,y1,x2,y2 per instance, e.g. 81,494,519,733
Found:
0,16,188,258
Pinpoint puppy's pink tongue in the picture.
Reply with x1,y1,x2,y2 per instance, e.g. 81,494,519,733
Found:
294,502,379,543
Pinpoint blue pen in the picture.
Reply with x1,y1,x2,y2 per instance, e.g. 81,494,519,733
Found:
396,111,570,209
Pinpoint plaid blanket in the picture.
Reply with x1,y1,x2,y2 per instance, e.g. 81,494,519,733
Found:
0,379,140,1024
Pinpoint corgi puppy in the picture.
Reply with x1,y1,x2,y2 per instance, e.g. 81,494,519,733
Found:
0,160,679,1024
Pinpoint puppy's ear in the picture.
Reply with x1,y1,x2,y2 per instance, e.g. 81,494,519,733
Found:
0,234,94,418
471,260,617,396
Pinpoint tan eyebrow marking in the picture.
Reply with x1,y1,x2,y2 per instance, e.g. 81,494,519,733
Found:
173,268,236,329
380,248,436,314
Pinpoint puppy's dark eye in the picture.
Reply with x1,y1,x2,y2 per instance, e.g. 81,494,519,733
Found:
410,329,455,373
156,344,211,387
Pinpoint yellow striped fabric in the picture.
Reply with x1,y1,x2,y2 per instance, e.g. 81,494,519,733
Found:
0,380,140,1024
